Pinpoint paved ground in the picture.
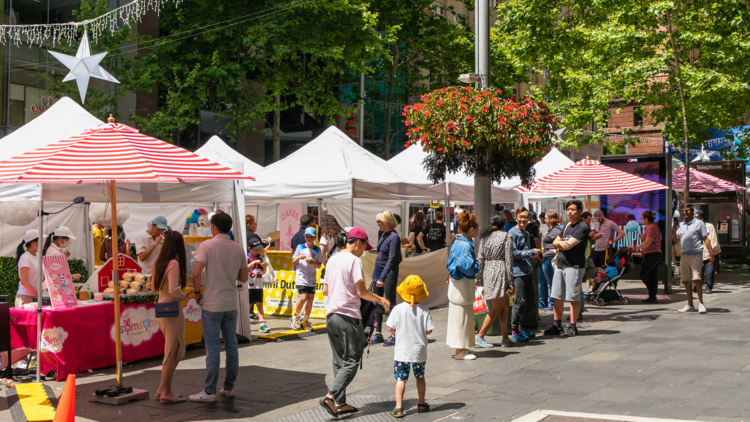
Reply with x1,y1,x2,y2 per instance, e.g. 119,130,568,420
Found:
2,268,750,422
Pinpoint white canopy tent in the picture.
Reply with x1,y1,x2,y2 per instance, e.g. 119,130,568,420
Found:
195,135,263,176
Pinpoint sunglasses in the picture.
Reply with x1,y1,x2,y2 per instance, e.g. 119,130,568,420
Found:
681,209,692,214
376,220,383,224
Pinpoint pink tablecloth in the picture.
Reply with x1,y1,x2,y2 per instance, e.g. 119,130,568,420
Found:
10,301,165,381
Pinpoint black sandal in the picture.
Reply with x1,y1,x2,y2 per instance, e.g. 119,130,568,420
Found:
418,403,430,413
337,404,359,415
390,408,405,418
319,396,338,418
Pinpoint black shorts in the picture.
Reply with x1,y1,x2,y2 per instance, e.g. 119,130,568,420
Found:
248,288,264,304
592,249,609,268
297,286,316,295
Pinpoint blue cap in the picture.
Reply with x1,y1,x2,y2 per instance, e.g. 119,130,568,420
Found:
153,216,168,230
304,227,317,237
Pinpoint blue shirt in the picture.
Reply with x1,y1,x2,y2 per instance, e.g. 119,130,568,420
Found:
504,220,517,232
509,227,534,277
676,219,707,255
446,235,480,280
605,266,618,279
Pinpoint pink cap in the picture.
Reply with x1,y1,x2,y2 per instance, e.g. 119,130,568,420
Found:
348,227,374,250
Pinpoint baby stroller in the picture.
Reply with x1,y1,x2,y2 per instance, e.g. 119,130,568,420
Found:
585,247,632,306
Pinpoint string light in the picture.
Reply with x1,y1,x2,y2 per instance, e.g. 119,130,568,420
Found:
0,0,181,48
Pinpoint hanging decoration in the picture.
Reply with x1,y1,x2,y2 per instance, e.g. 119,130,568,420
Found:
49,30,120,103
0,0,180,48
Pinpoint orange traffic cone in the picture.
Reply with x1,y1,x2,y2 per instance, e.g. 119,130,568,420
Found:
52,374,75,422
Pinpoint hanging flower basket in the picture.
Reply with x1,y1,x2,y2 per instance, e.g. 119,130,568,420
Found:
403,86,559,186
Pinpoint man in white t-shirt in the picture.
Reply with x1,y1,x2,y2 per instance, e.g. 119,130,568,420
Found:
135,216,168,275
591,210,624,271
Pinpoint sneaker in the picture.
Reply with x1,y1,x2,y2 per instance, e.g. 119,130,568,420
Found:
705,288,712,294
643,297,658,304
518,328,536,339
544,306,553,312
369,332,384,344
543,324,563,336
511,331,529,342
299,320,308,331
500,338,513,347
454,350,476,360
474,336,494,348
563,325,578,337
305,322,314,332
290,316,301,330
189,390,216,402
219,388,234,398
678,305,696,313
383,335,396,347
249,313,259,320
698,303,707,314
259,323,270,333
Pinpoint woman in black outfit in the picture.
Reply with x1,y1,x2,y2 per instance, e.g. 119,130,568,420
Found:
409,211,427,254
371,210,402,346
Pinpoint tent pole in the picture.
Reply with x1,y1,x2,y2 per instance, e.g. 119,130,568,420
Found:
350,197,354,227
110,180,123,388
83,202,94,277
36,198,43,383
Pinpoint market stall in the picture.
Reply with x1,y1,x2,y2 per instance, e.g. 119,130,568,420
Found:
0,118,253,384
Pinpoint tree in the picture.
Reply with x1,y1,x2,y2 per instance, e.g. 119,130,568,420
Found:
116,0,381,152
495,0,750,157
403,86,558,186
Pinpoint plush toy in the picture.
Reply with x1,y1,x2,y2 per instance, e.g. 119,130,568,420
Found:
122,272,133,281
186,208,208,229
198,211,214,230
134,274,145,283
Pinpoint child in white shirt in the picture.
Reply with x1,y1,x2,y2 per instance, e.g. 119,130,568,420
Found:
291,227,322,331
386,275,434,418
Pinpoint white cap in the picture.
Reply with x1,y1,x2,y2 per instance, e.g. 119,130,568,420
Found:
52,225,76,240
23,229,39,244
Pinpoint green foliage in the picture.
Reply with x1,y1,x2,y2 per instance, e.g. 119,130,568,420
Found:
404,86,558,185
495,0,750,155
0,257,88,304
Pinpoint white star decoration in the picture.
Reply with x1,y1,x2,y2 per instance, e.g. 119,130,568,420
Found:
49,30,119,104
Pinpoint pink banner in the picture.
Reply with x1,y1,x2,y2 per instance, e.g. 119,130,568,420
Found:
42,255,78,308
278,203,303,251
10,301,165,381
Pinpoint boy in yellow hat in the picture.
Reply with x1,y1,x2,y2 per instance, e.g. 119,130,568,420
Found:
386,275,434,418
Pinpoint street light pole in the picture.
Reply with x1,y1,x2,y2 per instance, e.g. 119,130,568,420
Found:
474,0,491,241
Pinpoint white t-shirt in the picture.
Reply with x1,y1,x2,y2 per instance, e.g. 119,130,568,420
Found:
324,251,364,319
195,234,247,313
293,244,322,287
386,302,434,363
135,232,161,275
17,252,39,297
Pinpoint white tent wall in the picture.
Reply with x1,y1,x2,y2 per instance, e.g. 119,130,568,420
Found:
326,200,403,243
0,203,87,261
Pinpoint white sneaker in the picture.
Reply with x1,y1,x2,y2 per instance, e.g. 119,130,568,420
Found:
678,305,696,313
219,388,234,398
454,350,476,360
698,303,707,314
500,338,513,348
189,390,216,402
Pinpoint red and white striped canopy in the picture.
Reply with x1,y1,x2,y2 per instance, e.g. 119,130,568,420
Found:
672,167,745,194
0,121,253,183
515,158,667,195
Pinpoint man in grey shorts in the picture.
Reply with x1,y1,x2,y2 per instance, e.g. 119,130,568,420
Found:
544,200,590,337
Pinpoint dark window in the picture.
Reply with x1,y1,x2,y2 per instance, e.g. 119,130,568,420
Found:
634,109,643,126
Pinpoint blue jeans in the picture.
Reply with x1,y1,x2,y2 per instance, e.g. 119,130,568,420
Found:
202,310,239,395
703,258,716,291
539,256,555,307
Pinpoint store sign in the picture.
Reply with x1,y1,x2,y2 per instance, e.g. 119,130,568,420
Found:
41,327,68,353
183,297,201,323
113,306,158,346
31,96,53,114
691,161,746,187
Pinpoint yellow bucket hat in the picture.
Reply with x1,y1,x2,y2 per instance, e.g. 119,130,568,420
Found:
397,275,429,305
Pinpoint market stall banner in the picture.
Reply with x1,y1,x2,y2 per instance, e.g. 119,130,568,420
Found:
361,248,449,310
277,204,304,252
264,252,325,318
42,256,78,308
10,297,207,381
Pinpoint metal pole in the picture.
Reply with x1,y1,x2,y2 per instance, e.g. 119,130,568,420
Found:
110,180,123,388
474,0,492,242
36,197,43,383
358,71,365,147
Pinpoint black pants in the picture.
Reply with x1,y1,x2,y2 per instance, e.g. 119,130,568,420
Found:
511,274,534,332
640,252,661,299
372,272,398,333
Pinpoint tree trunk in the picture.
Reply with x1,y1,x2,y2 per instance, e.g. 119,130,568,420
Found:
382,44,399,159
666,10,691,202
273,94,281,162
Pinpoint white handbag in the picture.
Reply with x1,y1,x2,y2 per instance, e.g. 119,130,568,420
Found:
447,278,475,306
260,255,276,286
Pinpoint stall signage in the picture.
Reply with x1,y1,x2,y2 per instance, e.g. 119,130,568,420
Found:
183,297,201,323
31,96,53,114
112,306,158,346
278,203,303,251
41,327,68,353
691,161,746,187
42,255,78,308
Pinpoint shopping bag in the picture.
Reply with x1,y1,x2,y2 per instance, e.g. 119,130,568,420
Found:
473,286,488,314
261,255,276,286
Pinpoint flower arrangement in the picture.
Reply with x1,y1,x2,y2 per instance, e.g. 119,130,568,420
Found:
403,86,559,186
